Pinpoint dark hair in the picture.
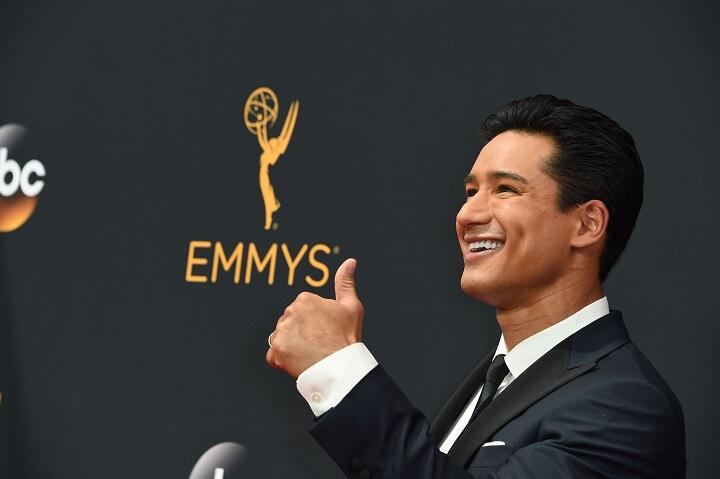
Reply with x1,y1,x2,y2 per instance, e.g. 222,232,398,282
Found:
479,94,644,281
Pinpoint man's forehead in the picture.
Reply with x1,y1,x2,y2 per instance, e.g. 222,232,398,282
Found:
466,133,556,183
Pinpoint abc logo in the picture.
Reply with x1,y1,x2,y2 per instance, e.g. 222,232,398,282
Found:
0,124,45,233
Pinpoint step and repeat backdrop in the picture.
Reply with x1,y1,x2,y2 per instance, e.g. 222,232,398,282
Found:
1,1,719,478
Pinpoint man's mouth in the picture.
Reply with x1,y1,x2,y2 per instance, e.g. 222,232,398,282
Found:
468,240,504,253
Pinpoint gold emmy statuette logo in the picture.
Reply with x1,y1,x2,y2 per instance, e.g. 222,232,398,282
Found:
244,87,299,230
184,88,336,288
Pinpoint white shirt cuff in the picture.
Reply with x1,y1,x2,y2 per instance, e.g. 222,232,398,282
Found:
296,342,378,417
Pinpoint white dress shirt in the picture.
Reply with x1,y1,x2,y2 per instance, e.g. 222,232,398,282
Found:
296,297,610,453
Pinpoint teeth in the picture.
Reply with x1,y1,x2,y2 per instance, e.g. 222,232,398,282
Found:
468,240,504,252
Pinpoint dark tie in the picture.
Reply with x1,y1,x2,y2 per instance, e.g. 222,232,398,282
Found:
468,354,509,423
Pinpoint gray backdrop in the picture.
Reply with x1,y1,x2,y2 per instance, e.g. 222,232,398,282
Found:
1,1,718,477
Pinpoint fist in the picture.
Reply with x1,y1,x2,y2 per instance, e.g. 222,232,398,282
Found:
266,258,364,378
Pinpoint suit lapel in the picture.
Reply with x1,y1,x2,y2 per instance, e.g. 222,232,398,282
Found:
447,338,591,465
429,351,493,443
446,310,630,467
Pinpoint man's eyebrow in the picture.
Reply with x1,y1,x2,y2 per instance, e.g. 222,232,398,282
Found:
489,169,529,184
463,170,529,185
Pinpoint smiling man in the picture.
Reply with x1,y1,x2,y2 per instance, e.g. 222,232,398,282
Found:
266,95,686,478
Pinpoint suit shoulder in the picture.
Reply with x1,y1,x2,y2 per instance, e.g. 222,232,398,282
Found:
584,342,684,424
536,351,687,478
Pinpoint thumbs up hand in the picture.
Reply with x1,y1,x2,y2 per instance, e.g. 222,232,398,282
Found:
266,258,365,379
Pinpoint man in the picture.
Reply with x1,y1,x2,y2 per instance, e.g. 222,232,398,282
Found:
266,95,686,478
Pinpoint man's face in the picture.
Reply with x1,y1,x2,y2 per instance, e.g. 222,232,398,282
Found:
456,130,578,308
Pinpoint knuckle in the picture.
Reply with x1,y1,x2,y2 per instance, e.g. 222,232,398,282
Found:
297,291,318,302
267,348,283,368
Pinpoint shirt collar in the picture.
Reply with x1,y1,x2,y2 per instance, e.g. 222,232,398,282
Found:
492,296,610,380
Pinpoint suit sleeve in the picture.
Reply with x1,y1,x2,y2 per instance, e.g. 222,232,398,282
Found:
310,365,475,479
310,368,685,479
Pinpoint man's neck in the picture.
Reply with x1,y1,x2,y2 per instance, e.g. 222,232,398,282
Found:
496,281,605,351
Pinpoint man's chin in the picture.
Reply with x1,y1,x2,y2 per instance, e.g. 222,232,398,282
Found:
460,273,499,305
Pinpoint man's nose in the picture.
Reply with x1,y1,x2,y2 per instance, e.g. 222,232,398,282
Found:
456,190,492,227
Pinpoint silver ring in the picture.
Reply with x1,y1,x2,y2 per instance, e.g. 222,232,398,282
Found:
268,331,275,347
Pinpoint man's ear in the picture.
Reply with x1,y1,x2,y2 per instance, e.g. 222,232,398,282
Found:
570,199,609,248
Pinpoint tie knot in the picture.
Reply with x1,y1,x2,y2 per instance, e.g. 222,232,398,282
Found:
486,354,509,386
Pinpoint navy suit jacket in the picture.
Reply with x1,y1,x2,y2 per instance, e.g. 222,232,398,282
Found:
309,311,686,478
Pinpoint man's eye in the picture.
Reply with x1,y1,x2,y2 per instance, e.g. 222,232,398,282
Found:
465,188,478,198
496,184,518,194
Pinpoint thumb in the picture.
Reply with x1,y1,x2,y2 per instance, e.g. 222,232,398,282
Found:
334,258,359,304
